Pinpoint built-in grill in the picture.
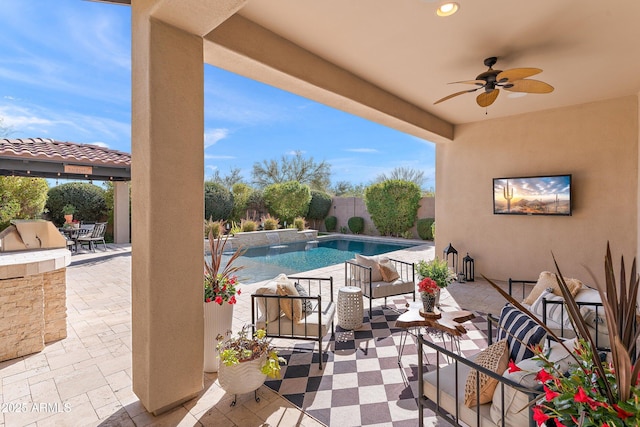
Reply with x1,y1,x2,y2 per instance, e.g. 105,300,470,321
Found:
0,220,70,362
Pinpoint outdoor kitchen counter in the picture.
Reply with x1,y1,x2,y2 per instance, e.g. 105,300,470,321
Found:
0,248,71,279
0,248,71,362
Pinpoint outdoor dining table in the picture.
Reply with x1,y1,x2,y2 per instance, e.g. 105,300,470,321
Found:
59,226,94,252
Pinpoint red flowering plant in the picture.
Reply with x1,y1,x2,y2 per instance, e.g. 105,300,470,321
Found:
418,277,440,295
486,243,640,426
204,231,246,305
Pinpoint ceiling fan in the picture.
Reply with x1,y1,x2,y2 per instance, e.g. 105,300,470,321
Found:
434,57,554,107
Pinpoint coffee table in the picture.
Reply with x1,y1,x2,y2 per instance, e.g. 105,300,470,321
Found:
395,302,475,363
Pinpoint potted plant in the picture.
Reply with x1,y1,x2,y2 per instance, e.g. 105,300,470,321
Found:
417,277,439,313
416,257,456,305
203,232,246,372
216,325,286,405
62,204,76,224
486,243,640,426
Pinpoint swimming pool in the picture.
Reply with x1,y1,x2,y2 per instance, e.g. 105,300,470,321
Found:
220,236,417,283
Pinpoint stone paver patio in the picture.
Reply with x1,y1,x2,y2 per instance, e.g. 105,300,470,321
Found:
0,241,508,426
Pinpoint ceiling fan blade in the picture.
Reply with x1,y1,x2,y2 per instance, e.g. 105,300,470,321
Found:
448,79,486,86
497,68,542,82
476,89,500,107
434,88,479,105
504,79,554,93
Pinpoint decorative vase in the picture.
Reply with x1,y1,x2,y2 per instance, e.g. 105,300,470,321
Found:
421,292,437,313
204,301,233,373
64,214,73,224
218,353,267,395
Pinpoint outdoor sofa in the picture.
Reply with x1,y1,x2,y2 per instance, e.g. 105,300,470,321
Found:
344,254,415,316
251,274,335,369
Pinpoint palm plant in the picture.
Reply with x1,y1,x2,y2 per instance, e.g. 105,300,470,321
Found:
204,231,246,303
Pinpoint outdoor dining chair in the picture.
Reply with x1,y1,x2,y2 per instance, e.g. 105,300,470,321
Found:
77,222,107,252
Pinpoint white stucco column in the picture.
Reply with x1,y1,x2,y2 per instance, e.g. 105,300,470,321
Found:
113,181,130,244
131,10,204,415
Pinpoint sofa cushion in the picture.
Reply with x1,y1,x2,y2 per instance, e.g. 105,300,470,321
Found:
489,338,575,427
294,282,315,313
255,274,286,322
522,271,582,305
368,278,415,299
378,259,400,282
255,300,336,338
464,339,509,407
355,254,384,282
277,278,303,323
496,305,546,363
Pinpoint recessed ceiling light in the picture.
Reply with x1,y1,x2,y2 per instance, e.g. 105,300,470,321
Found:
436,2,459,17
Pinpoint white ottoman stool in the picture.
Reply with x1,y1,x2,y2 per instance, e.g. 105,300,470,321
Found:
337,286,364,330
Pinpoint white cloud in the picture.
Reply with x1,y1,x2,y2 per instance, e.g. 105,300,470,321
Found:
89,141,110,148
204,128,230,148
285,150,305,156
205,154,236,160
345,148,379,153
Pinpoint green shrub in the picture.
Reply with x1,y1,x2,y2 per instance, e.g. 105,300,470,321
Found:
306,190,332,228
263,181,311,224
324,215,337,232
417,218,435,240
262,214,279,230
241,219,257,232
347,216,364,234
293,217,306,231
46,182,107,226
340,226,348,234
204,181,233,221
401,230,413,239
364,180,421,236
205,219,224,238
0,177,49,230
431,221,436,240
229,221,241,235
230,183,253,222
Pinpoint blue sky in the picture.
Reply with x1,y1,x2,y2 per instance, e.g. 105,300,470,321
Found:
0,0,436,189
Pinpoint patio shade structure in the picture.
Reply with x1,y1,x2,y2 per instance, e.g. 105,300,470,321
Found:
82,0,640,417
0,138,131,244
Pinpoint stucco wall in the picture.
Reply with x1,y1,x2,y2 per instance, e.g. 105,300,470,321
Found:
327,196,435,238
436,96,638,281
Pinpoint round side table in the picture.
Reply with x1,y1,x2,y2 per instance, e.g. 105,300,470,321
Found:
337,286,364,330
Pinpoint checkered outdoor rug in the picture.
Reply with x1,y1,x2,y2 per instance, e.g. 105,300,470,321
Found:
264,296,491,427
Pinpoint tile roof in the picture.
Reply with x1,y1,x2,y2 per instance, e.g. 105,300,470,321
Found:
0,138,130,168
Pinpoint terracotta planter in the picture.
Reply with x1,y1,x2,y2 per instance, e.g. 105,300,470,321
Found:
64,214,73,224
218,353,267,395
203,301,233,373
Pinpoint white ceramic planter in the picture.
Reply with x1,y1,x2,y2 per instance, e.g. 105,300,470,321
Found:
218,353,267,395
203,301,233,373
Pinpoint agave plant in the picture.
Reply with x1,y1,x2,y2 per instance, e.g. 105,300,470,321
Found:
485,242,640,426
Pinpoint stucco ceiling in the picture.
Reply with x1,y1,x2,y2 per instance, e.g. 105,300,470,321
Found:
231,0,640,126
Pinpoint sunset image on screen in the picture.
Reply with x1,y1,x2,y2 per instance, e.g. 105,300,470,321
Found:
493,176,571,215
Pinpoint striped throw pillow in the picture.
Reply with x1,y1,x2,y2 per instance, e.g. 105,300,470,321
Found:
496,304,546,363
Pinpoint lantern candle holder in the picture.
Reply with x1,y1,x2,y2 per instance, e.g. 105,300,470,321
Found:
463,253,475,282
443,243,458,276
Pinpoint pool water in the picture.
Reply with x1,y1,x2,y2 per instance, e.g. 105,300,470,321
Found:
219,237,417,283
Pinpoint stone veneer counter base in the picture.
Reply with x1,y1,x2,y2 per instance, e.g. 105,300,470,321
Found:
0,248,71,362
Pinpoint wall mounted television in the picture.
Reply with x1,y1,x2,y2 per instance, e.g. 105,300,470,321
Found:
493,174,572,216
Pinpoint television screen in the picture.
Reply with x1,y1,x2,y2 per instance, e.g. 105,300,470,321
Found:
493,175,572,216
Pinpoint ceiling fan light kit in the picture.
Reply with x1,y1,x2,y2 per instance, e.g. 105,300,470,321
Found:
434,57,554,107
436,2,459,17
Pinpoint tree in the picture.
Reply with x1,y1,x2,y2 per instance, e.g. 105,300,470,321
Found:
229,183,253,222
306,190,333,229
204,181,233,221
209,167,245,189
331,181,366,197
0,177,49,229
252,151,331,191
375,167,426,189
364,180,421,236
46,182,108,225
263,181,312,224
